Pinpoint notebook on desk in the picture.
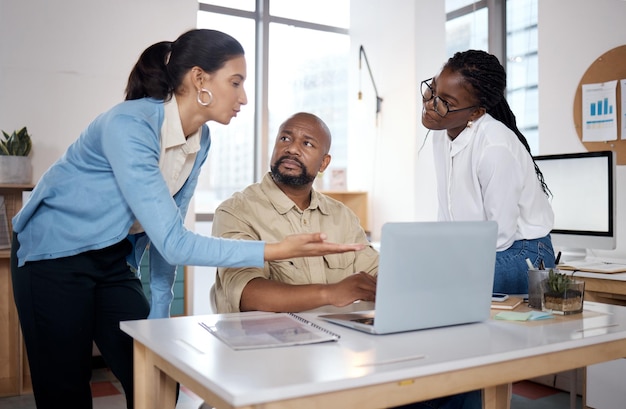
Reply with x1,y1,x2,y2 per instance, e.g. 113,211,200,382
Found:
319,221,498,335
558,259,626,274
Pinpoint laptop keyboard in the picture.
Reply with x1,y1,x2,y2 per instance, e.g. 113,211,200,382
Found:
353,317,374,326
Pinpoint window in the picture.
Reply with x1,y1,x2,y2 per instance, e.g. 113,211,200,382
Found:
446,6,489,55
195,1,350,216
270,0,349,28
445,0,538,153
267,24,349,171
506,0,538,150
195,11,256,214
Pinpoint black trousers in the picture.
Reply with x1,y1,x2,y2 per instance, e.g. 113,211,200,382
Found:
11,234,150,409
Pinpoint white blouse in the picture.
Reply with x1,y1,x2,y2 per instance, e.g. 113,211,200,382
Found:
159,95,200,196
432,113,554,251
128,96,200,235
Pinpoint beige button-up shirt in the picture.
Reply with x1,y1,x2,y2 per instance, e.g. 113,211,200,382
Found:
212,173,379,313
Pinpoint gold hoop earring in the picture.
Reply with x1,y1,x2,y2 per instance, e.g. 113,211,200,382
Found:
197,88,214,107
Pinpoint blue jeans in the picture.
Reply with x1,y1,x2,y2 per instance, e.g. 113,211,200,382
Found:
493,235,555,294
394,390,482,409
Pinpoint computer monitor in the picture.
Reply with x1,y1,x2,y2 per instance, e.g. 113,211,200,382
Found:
533,150,616,261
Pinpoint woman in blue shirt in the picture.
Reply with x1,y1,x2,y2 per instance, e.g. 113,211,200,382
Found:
10,29,363,409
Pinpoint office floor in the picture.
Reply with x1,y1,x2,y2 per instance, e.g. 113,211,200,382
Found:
511,381,582,409
0,366,204,409
0,368,582,409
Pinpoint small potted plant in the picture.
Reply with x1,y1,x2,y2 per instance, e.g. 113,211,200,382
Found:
0,126,33,184
542,269,585,315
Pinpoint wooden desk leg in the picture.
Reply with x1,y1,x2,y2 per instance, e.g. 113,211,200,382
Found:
156,370,177,409
133,341,176,409
134,341,153,409
483,384,511,409
569,369,577,409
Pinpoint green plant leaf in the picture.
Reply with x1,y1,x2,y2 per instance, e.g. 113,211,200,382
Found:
0,126,31,156
547,268,572,293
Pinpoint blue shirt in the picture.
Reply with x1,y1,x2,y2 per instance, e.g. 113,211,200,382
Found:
13,98,264,273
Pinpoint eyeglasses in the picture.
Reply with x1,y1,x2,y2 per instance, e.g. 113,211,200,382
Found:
420,78,477,117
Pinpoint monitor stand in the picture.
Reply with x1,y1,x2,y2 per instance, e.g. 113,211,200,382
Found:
559,248,587,263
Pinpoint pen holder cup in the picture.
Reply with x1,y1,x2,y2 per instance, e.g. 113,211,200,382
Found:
527,269,550,309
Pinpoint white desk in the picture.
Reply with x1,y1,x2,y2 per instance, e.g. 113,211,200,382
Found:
121,302,626,409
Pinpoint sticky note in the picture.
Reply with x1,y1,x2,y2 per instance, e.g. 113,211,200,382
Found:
494,311,533,321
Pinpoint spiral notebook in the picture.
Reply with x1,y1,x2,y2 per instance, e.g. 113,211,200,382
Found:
199,312,340,350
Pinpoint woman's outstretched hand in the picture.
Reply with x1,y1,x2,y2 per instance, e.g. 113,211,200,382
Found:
264,232,366,261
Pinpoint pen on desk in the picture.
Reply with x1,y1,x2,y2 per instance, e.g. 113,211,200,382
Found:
574,324,619,333
555,251,562,265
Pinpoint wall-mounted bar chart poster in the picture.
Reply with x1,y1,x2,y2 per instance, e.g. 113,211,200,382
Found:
582,80,617,142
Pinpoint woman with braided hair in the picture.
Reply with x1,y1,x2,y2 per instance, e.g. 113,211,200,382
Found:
421,49,555,296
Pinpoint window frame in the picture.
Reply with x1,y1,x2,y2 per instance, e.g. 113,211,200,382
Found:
198,0,349,181
445,0,539,152
196,1,349,220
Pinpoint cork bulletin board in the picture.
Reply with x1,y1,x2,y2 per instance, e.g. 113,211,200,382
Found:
573,44,626,165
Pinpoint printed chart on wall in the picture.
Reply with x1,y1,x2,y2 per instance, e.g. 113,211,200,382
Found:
582,80,618,142
573,44,626,165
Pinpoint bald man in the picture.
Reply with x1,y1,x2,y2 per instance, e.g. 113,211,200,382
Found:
213,112,378,313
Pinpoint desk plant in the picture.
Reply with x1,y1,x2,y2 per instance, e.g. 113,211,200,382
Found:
0,126,33,184
542,269,584,315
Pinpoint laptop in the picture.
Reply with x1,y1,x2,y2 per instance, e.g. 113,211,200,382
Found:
318,221,497,334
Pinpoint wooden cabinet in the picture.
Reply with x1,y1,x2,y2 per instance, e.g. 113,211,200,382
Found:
0,184,33,397
320,191,369,233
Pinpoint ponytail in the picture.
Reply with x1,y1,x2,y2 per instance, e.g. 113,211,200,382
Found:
125,41,173,101
125,29,244,102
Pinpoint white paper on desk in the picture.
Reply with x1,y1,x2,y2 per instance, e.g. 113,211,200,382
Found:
582,80,618,142
199,313,340,350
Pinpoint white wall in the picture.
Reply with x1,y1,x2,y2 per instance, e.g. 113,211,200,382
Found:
0,0,198,179
349,0,444,241
538,0,626,259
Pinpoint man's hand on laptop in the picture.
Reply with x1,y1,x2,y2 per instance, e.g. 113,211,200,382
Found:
325,272,377,307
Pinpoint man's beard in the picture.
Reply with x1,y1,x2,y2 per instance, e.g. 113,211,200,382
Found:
270,156,316,187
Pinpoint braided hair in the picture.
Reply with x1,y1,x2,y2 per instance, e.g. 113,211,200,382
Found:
444,50,550,196
125,29,244,101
